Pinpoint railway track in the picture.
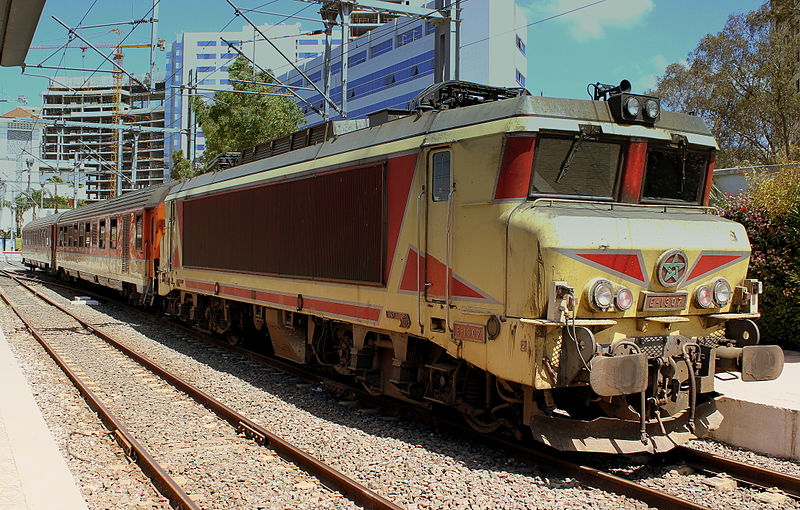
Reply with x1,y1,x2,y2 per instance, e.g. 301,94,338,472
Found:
0,269,399,510
7,268,800,510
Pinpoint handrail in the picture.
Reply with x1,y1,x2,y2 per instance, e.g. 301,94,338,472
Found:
416,189,425,332
445,184,455,332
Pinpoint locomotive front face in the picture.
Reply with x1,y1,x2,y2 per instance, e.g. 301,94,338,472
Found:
504,124,783,453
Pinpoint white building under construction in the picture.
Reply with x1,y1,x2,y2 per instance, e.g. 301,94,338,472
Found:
40,72,167,202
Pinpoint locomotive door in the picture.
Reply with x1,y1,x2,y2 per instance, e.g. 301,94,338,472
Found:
121,214,130,273
424,147,454,307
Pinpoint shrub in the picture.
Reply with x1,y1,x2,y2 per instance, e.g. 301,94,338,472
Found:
717,164,800,350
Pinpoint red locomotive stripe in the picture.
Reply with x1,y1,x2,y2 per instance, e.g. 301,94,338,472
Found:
686,254,741,281
301,297,382,322
184,279,381,322
620,142,647,203
494,136,536,200
399,247,490,300
702,153,717,206
577,253,646,283
385,153,418,280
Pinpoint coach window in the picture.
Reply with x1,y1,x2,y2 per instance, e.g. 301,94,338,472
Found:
79,223,85,248
431,150,452,202
135,214,143,251
529,135,622,199
110,218,118,249
99,220,106,249
84,222,91,247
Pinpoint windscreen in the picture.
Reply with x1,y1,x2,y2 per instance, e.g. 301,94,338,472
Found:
529,136,622,198
642,146,709,204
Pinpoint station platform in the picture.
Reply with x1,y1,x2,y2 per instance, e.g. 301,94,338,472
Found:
710,349,800,460
0,328,88,509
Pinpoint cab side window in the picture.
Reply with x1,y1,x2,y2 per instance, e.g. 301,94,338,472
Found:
431,150,451,202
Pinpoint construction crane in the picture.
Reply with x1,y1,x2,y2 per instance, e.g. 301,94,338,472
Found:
32,33,166,196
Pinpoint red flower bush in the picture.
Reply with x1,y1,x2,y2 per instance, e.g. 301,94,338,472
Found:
717,165,800,350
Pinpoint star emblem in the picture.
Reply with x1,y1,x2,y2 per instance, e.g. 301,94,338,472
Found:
657,250,688,287
661,255,686,283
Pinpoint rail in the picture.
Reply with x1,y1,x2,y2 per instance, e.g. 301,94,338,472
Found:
0,278,199,510
0,269,401,510
15,268,800,509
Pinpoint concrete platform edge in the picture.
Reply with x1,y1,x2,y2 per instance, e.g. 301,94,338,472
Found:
0,325,88,509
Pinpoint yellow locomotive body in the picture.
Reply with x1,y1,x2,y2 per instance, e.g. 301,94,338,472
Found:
78,85,780,453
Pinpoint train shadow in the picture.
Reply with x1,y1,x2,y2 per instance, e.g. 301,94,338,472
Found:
34,280,558,482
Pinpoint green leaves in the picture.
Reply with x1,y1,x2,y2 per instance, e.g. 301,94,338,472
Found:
191,56,304,174
654,5,800,167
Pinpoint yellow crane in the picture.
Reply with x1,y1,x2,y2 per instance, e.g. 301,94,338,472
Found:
32,34,165,196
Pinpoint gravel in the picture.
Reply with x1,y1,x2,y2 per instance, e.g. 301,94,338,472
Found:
4,265,800,509
0,274,355,510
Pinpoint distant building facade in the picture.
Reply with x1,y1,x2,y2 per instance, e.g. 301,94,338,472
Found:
0,107,45,233
165,23,344,163
41,73,167,201
165,0,527,163
277,0,528,125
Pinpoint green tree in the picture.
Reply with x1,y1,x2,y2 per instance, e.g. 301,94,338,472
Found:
654,4,800,167
191,56,304,173
170,149,194,181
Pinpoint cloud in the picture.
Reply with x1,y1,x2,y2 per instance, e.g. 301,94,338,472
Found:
624,54,669,93
530,0,654,41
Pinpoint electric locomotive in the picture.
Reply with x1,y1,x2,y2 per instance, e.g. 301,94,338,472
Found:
23,81,784,454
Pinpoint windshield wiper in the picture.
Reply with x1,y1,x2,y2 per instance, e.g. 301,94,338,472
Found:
671,134,689,194
556,124,601,183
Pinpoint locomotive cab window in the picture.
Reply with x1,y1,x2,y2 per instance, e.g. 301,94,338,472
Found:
135,214,143,251
529,135,622,199
431,150,452,202
642,143,710,204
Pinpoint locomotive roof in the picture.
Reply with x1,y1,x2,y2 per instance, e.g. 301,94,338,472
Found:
58,182,175,223
168,94,715,198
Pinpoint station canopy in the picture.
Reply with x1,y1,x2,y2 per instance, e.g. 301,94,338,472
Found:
0,0,45,67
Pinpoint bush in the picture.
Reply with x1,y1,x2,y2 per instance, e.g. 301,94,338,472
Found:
717,165,800,350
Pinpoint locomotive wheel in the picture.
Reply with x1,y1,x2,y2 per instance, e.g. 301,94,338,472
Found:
226,334,242,347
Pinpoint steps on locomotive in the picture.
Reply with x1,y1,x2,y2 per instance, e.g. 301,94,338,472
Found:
709,349,800,460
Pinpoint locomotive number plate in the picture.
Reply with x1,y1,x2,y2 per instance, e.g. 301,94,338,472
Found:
453,322,486,343
641,291,688,311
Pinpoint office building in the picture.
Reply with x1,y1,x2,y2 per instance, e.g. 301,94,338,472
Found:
277,0,528,125
0,107,45,233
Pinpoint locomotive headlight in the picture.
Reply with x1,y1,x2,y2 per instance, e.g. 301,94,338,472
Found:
643,98,660,119
713,279,732,306
616,287,634,311
624,96,640,117
695,285,714,308
590,279,614,310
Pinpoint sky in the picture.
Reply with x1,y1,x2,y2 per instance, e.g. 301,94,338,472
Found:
0,0,765,109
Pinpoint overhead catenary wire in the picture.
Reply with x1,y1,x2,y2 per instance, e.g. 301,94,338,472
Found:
226,0,343,116
460,0,607,49
163,0,314,129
